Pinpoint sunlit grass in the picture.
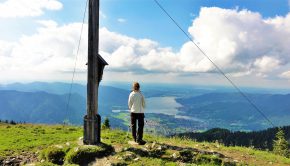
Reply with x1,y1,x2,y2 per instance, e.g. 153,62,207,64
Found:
0,123,82,157
1,123,290,166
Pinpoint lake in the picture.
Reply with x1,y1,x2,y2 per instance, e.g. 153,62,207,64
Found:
146,96,182,115
112,96,203,122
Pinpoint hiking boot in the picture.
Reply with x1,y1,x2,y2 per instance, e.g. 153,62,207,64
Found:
137,140,146,145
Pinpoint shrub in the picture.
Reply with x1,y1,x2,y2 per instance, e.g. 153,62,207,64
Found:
65,143,114,165
179,149,194,162
273,128,289,157
194,154,222,165
40,146,66,165
102,117,111,129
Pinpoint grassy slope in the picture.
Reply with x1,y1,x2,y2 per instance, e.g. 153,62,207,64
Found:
1,123,290,166
0,123,82,157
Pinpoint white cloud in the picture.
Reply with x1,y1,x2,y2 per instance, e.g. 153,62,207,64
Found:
0,20,88,82
2,7,290,84
0,0,63,18
187,7,290,76
280,70,290,79
37,19,58,28
117,18,126,23
99,7,290,78
254,56,281,72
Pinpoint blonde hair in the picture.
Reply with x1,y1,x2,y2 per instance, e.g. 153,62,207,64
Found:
132,82,140,91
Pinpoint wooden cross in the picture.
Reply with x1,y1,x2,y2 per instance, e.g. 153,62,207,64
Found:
83,0,108,145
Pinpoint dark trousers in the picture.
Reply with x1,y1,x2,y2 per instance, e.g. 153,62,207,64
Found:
131,113,144,142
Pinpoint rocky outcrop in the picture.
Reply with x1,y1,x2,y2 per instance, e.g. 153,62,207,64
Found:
1,152,38,166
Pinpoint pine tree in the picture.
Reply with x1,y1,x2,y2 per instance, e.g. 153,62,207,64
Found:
273,128,289,157
10,120,16,125
102,117,110,129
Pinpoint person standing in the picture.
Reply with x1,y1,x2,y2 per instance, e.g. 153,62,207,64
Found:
128,82,146,145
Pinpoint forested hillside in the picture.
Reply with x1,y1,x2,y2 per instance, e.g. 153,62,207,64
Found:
176,126,290,150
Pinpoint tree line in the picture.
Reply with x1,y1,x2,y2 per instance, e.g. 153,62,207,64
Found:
175,126,290,156
0,119,26,125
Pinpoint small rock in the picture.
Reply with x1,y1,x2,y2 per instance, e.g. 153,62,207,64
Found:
55,145,63,148
123,152,136,161
20,161,27,165
212,152,225,158
199,150,206,155
157,146,162,151
133,157,139,161
215,144,221,148
172,153,178,158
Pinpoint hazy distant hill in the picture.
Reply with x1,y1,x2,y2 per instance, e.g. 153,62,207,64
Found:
0,90,84,124
0,82,129,126
1,82,290,131
177,93,290,130
0,82,86,96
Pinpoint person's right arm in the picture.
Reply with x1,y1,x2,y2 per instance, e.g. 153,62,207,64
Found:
128,93,133,110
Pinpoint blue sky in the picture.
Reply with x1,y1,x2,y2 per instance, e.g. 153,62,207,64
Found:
1,0,290,89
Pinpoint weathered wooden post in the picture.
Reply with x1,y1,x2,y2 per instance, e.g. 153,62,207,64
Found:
84,0,108,145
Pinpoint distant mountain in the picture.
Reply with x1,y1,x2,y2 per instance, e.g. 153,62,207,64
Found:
0,82,86,97
0,82,129,108
1,82,290,132
0,82,129,126
0,90,84,124
175,126,290,150
176,92,290,130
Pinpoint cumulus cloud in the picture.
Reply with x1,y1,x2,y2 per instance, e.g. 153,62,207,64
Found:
0,20,88,82
187,7,290,76
280,70,290,79
254,56,281,72
37,19,58,28
0,0,62,18
99,27,177,72
100,7,290,79
2,7,290,82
